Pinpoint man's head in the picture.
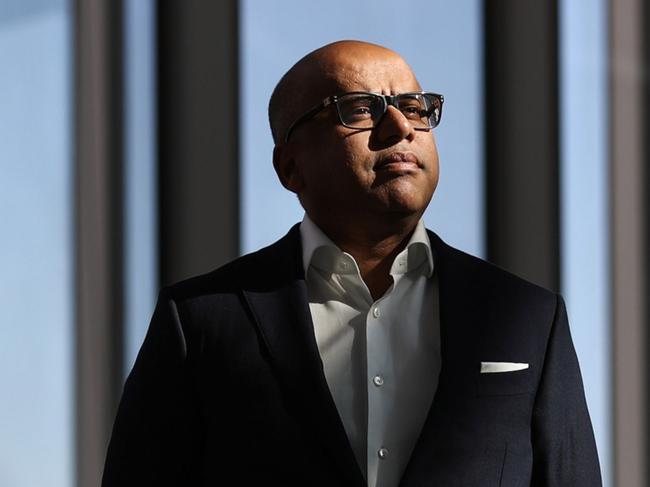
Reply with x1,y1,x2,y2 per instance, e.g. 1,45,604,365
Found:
269,40,441,235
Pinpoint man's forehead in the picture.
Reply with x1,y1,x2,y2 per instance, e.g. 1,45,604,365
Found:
326,62,420,92
301,51,421,99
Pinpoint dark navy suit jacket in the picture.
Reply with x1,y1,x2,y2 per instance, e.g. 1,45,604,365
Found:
102,224,602,486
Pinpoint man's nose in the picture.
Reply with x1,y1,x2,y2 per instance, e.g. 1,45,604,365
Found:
373,105,416,145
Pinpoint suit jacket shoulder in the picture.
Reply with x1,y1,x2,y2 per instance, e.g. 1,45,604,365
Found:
162,223,304,302
160,225,560,351
427,229,556,299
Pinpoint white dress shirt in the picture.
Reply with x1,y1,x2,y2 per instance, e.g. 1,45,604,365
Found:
300,215,441,487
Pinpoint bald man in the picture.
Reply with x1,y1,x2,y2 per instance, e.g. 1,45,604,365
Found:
103,41,601,487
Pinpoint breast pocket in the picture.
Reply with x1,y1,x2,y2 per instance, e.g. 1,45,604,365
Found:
475,368,535,396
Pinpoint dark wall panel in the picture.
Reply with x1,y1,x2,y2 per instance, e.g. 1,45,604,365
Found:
75,0,124,485
484,0,560,291
610,0,649,484
158,0,240,286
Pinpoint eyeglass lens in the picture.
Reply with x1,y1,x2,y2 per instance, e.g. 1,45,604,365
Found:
336,93,441,129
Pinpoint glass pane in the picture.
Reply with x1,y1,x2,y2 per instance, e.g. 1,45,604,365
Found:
123,0,158,374
559,0,611,484
0,1,73,485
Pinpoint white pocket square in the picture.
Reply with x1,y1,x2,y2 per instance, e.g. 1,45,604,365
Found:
480,362,529,373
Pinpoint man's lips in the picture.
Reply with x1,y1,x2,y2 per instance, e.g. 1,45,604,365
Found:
374,152,422,172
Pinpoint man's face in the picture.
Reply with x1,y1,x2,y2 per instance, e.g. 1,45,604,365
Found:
278,45,440,228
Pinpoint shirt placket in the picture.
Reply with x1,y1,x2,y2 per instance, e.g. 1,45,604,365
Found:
366,274,403,487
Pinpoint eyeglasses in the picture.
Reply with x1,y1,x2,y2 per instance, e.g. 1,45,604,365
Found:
284,91,444,143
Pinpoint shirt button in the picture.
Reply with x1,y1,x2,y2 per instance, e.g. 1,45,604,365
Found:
373,375,384,387
372,306,381,318
378,447,389,459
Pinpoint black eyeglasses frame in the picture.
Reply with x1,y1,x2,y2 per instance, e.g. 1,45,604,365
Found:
283,91,444,143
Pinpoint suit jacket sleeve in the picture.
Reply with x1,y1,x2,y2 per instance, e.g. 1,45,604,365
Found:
102,288,201,486
531,293,602,486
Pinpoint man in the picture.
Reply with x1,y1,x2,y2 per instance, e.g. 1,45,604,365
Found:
103,40,601,486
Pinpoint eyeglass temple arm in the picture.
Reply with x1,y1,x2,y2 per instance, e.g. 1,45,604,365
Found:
283,98,333,143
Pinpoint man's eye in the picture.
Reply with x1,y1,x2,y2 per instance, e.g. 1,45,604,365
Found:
351,106,371,115
343,103,373,119
400,104,423,118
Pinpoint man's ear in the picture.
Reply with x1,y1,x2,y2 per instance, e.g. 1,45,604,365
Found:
273,144,304,194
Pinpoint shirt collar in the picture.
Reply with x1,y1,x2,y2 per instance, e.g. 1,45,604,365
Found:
299,214,434,278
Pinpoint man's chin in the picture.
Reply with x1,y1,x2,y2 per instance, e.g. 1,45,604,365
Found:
373,194,431,220
374,179,433,213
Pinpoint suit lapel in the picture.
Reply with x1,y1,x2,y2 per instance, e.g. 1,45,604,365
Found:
427,229,485,393
241,225,366,486
399,231,487,485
